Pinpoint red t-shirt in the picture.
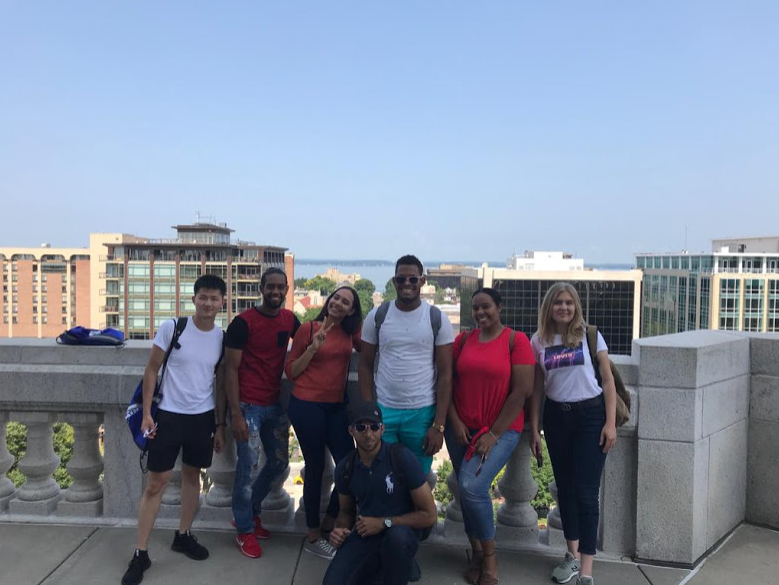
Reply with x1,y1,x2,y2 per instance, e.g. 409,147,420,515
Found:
285,321,362,403
453,327,535,433
226,308,301,406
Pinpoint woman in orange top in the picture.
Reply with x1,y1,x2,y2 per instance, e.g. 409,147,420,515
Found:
285,286,362,560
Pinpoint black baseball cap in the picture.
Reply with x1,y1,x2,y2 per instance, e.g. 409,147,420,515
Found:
348,401,383,425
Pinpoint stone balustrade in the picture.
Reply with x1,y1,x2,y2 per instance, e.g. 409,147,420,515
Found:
1,333,778,568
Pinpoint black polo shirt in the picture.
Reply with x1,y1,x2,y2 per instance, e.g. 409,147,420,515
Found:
334,441,427,518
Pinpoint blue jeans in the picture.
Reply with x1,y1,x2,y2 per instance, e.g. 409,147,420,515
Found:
287,395,354,529
323,526,420,585
543,394,607,556
445,428,520,541
379,403,436,474
232,402,289,534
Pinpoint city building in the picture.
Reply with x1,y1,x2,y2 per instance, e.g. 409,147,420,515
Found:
427,264,467,291
316,267,361,286
1,221,293,339
506,251,584,272
460,264,642,355
636,236,779,337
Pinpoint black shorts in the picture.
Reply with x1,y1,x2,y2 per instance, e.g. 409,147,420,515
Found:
147,409,216,473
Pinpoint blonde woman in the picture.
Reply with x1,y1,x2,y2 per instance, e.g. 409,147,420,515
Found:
528,283,617,585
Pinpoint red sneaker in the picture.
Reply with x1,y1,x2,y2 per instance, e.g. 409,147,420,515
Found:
231,516,271,540
253,516,271,540
235,533,262,558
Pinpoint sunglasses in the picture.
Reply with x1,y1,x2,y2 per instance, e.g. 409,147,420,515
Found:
353,422,382,433
394,276,422,285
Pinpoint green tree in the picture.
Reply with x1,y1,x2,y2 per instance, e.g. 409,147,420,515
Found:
383,278,397,302
357,290,374,316
294,277,308,288
303,276,337,296
296,306,322,323
354,278,375,295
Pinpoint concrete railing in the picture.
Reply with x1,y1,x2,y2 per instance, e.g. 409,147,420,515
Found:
1,332,778,567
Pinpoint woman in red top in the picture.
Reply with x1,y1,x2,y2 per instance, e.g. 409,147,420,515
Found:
446,288,535,585
285,286,362,560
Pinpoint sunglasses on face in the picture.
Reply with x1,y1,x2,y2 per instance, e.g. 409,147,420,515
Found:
353,422,382,433
394,276,421,285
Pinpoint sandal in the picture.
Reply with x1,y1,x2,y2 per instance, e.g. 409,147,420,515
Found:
464,550,483,585
478,551,498,585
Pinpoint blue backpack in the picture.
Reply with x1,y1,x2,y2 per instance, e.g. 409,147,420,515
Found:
56,326,125,346
126,317,188,453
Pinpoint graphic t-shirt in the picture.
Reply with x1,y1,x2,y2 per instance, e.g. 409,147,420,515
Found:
226,308,301,405
285,321,362,403
154,317,223,415
361,302,455,409
453,328,535,433
530,330,608,403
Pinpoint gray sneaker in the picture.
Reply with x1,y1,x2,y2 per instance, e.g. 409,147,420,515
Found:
576,577,593,585
304,537,336,560
551,552,580,583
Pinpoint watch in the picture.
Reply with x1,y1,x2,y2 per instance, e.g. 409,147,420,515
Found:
384,517,393,529
431,422,445,433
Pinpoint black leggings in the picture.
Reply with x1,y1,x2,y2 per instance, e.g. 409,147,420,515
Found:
544,394,608,556
288,395,354,529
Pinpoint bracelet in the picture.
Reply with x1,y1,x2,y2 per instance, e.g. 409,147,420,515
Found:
489,430,499,442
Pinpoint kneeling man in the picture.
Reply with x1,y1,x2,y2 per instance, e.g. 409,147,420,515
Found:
323,401,437,585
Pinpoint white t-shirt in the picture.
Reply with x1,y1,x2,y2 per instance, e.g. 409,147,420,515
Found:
153,317,224,415
530,330,607,403
361,301,455,409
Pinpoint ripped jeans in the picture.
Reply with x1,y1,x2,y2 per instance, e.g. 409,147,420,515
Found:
232,402,290,534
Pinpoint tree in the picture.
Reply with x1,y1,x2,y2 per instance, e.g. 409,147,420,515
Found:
296,306,322,323
354,278,375,295
294,277,308,288
357,289,374,316
383,278,397,302
303,276,337,296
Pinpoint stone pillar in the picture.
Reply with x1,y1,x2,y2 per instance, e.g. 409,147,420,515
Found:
205,432,236,508
495,433,538,544
9,412,61,515
59,413,104,517
635,331,750,566
546,480,566,547
443,468,467,542
0,413,17,511
260,455,293,527
103,406,143,519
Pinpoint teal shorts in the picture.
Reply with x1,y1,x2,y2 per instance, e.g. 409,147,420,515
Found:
378,403,436,474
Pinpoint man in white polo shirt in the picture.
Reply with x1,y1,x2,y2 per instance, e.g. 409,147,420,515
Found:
359,254,454,475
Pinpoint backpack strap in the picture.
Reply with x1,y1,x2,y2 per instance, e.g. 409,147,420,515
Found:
214,331,226,374
159,317,188,385
429,305,441,341
509,329,515,354
586,325,601,384
374,301,391,336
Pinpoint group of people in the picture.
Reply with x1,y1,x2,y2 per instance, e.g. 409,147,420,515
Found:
121,256,619,585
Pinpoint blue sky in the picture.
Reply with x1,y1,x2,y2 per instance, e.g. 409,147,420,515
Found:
1,1,777,263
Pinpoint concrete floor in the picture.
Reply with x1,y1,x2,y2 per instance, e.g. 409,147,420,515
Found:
1,522,777,585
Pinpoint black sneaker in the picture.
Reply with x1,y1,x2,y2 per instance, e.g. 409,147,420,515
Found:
121,550,151,585
171,530,209,560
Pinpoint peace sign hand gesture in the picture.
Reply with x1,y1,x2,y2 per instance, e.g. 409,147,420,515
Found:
309,320,335,353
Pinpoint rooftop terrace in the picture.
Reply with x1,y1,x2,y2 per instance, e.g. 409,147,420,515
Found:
1,331,778,583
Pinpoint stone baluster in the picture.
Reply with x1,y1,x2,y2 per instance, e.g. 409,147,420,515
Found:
545,480,566,547
443,467,467,541
259,414,293,527
9,412,61,514
495,433,539,544
0,413,17,511
59,413,104,517
205,429,235,508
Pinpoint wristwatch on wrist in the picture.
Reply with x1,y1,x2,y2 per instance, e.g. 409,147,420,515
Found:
384,517,393,529
431,422,445,433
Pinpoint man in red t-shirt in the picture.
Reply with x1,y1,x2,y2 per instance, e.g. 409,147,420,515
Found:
223,267,301,559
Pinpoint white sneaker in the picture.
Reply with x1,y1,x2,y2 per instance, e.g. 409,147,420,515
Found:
551,552,580,583
304,537,336,560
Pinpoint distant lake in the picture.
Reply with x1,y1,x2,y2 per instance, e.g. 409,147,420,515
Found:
294,260,635,290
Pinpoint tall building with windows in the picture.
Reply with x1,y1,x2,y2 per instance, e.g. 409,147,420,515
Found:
636,236,779,337
1,221,294,339
460,264,642,355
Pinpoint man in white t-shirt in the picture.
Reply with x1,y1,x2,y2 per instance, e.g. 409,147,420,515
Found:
122,275,226,585
359,255,454,475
